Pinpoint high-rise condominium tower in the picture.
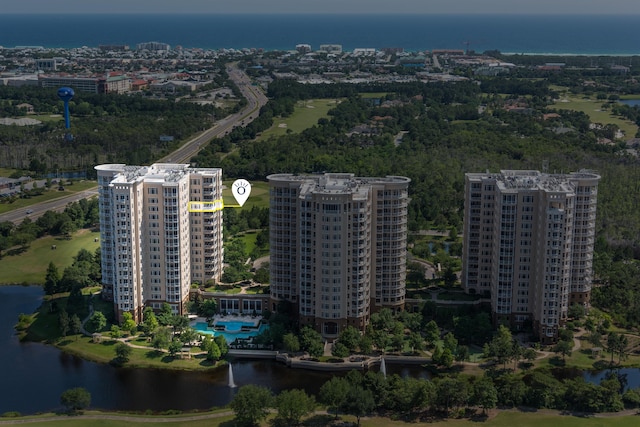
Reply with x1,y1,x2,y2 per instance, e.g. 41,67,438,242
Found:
268,173,410,338
96,163,223,322
462,170,600,343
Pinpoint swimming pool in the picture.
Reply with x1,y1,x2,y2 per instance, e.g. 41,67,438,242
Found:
215,321,257,332
193,321,268,343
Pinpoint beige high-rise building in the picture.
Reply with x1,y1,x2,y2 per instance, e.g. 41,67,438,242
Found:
462,170,600,343
96,163,223,322
268,173,410,338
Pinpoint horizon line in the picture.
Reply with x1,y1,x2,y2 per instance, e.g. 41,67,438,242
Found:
3,12,640,15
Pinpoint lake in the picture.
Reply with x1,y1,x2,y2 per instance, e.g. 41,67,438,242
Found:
0,286,418,414
2,285,639,414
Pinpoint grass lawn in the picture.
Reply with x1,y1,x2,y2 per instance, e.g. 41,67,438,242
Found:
57,336,218,370
237,231,258,255
222,180,269,209
553,94,638,139
0,167,19,176
257,99,337,139
0,229,100,285
5,410,640,427
0,180,98,214
0,410,235,427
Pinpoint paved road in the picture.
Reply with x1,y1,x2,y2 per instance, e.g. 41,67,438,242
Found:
160,64,267,164
0,189,98,225
0,64,267,225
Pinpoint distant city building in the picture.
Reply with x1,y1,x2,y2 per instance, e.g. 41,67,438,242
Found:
296,44,312,54
39,74,131,94
96,163,224,322
35,58,58,71
136,41,171,51
319,44,343,54
98,44,130,51
462,170,600,343
352,48,376,57
268,173,410,338
381,47,404,55
0,74,39,87
432,49,465,55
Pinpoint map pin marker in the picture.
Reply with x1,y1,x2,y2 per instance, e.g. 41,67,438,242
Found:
232,179,251,207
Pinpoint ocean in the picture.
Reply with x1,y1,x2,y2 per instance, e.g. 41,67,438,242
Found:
0,13,639,55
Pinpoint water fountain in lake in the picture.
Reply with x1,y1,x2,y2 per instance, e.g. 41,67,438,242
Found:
228,363,237,388
380,357,387,378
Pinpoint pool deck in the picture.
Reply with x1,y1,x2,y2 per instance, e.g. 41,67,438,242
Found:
191,315,262,330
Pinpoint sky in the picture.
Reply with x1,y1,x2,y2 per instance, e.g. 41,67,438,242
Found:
3,0,640,15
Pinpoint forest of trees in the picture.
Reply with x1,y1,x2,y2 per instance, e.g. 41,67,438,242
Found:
191,75,640,326
0,82,229,173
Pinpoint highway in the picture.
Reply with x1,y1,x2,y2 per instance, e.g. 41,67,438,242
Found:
160,64,268,164
0,64,267,225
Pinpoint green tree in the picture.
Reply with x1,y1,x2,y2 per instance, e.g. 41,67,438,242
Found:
607,332,621,364
472,377,498,414
214,335,228,356
523,348,537,364
87,311,106,333
121,311,137,335
338,326,361,352
180,327,198,346
114,342,132,363
433,346,454,368
206,339,221,361
168,339,182,357
300,326,324,357
70,314,82,339
171,315,189,334
197,299,218,318
65,285,85,316
359,335,373,354
319,376,349,419
152,327,171,350
372,329,391,353
254,267,269,284
230,384,273,427
455,345,470,362
110,325,122,338
484,325,514,368
283,333,301,353
443,332,458,353
408,331,424,353
342,386,375,426
157,303,174,326
424,320,440,346
275,389,315,426
553,340,573,361
58,310,70,337
568,304,586,320
332,342,350,358
60,387,91,413
44,262,59,295
435,376,468,414
142,307,159,335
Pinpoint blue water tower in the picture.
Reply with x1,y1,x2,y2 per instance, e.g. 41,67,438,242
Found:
57,87,74,129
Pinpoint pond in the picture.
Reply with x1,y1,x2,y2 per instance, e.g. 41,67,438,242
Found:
0,286,415,414
618,99,640,107
4,286,638,415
